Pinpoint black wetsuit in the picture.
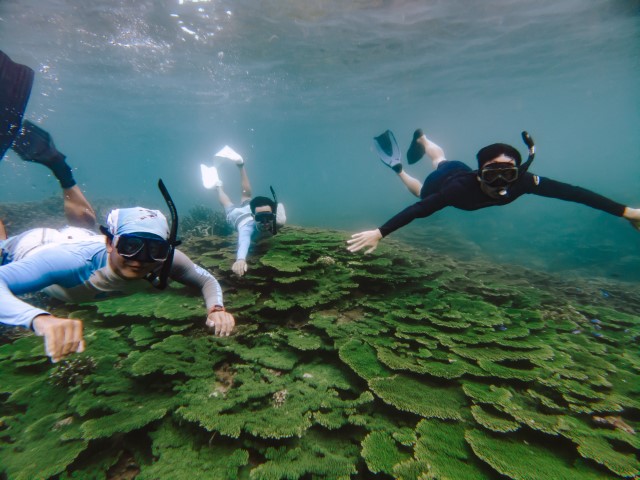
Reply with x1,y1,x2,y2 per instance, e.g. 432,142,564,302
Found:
378,160,626,237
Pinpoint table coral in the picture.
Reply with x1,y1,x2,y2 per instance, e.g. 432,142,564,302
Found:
1,225,638,479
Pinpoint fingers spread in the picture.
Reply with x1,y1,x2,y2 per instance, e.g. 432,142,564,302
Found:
347,239,365,253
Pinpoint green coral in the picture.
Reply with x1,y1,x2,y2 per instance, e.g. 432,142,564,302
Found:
137,419,249,479
1,225,639,479
471,405,520,433
0,411,88,480
361,430,410,475
181,205,234,238
248,430,359,480
465,428,611,480
394,419,490,480
369,374,465,420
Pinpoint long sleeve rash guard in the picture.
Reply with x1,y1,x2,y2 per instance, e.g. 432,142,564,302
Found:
379,171,626,237
0,240,223,329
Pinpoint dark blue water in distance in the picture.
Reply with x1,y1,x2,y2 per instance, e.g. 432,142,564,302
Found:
1,0,639,281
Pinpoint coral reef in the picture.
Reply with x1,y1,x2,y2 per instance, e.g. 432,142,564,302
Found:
181,205,234,238
0,225,638,479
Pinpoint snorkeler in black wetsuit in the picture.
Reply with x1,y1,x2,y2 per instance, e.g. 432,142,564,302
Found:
347,129,640,254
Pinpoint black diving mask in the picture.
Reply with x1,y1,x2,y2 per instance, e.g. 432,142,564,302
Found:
114,233,171,263
480,165,519,186
254,212,275,226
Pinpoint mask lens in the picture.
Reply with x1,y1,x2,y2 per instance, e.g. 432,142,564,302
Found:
116,235,145,257
115,235,170,262
481,166,518,184
254,212,274,224
146,239,170,261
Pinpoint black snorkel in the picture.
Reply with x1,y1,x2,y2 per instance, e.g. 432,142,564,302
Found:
519,131,535,176
269,185,279,235
156,179,181,290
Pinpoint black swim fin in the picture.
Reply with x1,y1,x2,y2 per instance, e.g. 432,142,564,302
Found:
373,130,402,173
0,50,35,160
11,119,66,165
406,128,426,164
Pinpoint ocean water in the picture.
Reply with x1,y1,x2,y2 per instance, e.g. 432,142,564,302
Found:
1,0,639,279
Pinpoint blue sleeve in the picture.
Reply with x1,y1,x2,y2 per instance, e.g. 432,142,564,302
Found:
0,248,87,329
236,222,254,260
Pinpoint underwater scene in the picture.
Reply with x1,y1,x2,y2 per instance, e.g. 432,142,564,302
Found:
1,1,639,479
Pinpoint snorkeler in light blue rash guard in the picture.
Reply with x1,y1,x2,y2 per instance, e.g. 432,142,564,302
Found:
0,208,235,363
0,227,223,327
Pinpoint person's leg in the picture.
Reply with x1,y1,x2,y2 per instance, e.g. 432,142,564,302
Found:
63,186,96,228
0,219,6,240
238,164,253,203
397,171,422,198
11,121,97,227
215,185,234,209
419,135,447,169
407,129,447,169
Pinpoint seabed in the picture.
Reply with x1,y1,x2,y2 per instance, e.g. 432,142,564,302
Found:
0,202,638,479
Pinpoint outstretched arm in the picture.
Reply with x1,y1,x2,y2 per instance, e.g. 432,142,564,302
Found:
232,222,253,276
169,249,235,336
527,175,640,231
529,176,626,216
347,193,447,254
0,249,88,361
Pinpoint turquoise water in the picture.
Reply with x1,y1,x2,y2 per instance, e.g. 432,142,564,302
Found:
1,0,639,279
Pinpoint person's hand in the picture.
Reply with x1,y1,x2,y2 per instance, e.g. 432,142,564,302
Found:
32,314,85,363
623,207,640,231
205,310,235,336
232,259,248,276
347,229,383,254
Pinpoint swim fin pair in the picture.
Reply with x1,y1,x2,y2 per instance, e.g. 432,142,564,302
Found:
0,50,35,161
373,128,426,171
200,145,244,189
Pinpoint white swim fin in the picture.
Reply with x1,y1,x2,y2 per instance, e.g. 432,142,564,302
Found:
214,145,244,165
200,164,222,189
